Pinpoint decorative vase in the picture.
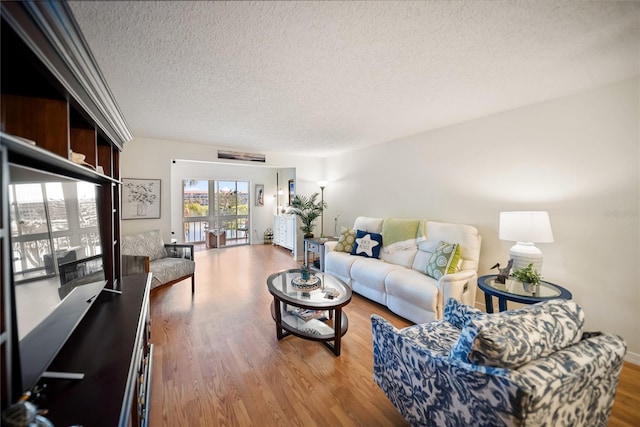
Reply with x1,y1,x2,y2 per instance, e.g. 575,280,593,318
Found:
137,202,147,216
522,282,538,293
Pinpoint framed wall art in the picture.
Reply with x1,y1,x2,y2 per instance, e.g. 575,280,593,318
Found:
122,178,161,219
255,184,264,206
288,180,295,206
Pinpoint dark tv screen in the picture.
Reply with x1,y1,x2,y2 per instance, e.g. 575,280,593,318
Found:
8,163,107,390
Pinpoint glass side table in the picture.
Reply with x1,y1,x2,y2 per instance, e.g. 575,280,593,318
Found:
477,274,572,313
267,268,352,355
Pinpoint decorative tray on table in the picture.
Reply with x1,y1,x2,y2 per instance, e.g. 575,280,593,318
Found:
291,275,321,291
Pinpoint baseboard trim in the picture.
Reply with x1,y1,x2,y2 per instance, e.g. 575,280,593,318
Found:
624,351,640,366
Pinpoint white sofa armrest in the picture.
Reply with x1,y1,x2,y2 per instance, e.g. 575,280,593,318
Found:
324,240,339,258
438,270,478,310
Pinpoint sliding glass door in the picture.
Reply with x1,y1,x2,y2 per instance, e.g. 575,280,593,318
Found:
183,179,250,247
215,181,250,244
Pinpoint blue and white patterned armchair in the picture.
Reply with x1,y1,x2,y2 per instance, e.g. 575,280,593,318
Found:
371,298,626,427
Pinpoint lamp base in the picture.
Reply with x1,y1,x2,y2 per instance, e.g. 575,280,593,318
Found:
510,242,543,272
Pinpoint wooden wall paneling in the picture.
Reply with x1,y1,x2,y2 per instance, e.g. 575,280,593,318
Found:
97,136,113,177
69,106,97,167
0,94,68,157
113,150,120,181
70,127,97,167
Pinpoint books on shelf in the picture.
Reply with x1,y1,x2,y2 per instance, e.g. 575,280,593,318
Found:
300,319,334,336
323,288,340,299
289,308,328,322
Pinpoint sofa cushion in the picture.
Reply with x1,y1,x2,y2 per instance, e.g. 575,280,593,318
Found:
425,241,460,279
350,257,399,305
426,221,481,272
353,217,384,234
325,251,358,284
398,319,462,355
381,218,419,253
385,268,439,314
443,298,483,329
351,230,383,258
121,229,167,261
411,240,440,273
334,227,356,253
450,299,585,369
380,248,418,269
149,257,195,289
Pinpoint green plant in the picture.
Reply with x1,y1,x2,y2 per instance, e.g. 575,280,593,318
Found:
290,193,327,237
511,263,542,285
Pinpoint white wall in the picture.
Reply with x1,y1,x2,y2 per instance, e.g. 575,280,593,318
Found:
120,138,323,258
121,77,639,359
322,77,639,358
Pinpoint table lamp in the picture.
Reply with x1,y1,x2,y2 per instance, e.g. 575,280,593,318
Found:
499,211,554,272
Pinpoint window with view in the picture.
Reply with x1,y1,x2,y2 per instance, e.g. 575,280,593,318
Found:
183,179,250,247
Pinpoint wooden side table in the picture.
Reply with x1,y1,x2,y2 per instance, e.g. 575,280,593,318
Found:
478,274,572,313
304,237,338,272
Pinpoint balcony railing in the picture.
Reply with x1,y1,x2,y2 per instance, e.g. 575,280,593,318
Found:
184,217,249,245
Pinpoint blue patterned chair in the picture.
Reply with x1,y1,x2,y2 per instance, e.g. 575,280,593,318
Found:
371,298,626,427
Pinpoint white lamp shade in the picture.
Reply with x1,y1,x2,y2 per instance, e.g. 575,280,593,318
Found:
499,211,553,272
499,211,554,243
317,180,328,189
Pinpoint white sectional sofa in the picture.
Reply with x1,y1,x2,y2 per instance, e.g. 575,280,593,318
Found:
324,217,481,324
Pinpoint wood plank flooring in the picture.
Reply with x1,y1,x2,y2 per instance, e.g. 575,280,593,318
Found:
149,244,639,426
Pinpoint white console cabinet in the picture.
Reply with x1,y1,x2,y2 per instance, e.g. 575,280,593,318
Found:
273,215,296,251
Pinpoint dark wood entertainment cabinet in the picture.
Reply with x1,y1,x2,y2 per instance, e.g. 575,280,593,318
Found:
0,2,150,425
37,273,153,427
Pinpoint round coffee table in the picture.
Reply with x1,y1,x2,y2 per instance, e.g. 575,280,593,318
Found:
267,268,352,356
478,274,572,313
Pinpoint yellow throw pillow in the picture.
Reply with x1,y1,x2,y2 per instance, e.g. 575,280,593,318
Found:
334,227,356,253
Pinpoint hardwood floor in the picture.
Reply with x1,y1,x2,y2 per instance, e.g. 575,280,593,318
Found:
613,362,640,427
149,245,639,426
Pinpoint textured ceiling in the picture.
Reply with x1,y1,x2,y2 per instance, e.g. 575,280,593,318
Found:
68,1,640,156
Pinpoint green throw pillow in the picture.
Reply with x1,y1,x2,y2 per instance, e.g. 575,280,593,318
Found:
334,228,356,253
425,241,460,280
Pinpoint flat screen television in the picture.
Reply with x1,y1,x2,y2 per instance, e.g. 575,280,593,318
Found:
8,163,108,391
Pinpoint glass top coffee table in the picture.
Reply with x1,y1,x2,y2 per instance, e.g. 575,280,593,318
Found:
266,268,352,356
478,274,572,313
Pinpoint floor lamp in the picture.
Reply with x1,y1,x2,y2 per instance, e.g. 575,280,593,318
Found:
318,181,327,237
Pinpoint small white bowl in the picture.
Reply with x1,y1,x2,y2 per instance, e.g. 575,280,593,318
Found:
69,150,85,164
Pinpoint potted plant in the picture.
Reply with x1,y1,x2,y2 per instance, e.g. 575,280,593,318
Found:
511,263,542,292
290,193,327,238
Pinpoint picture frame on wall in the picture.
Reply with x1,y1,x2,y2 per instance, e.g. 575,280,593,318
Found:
288,179,295,206
255,184,264,206
122,178,161,219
